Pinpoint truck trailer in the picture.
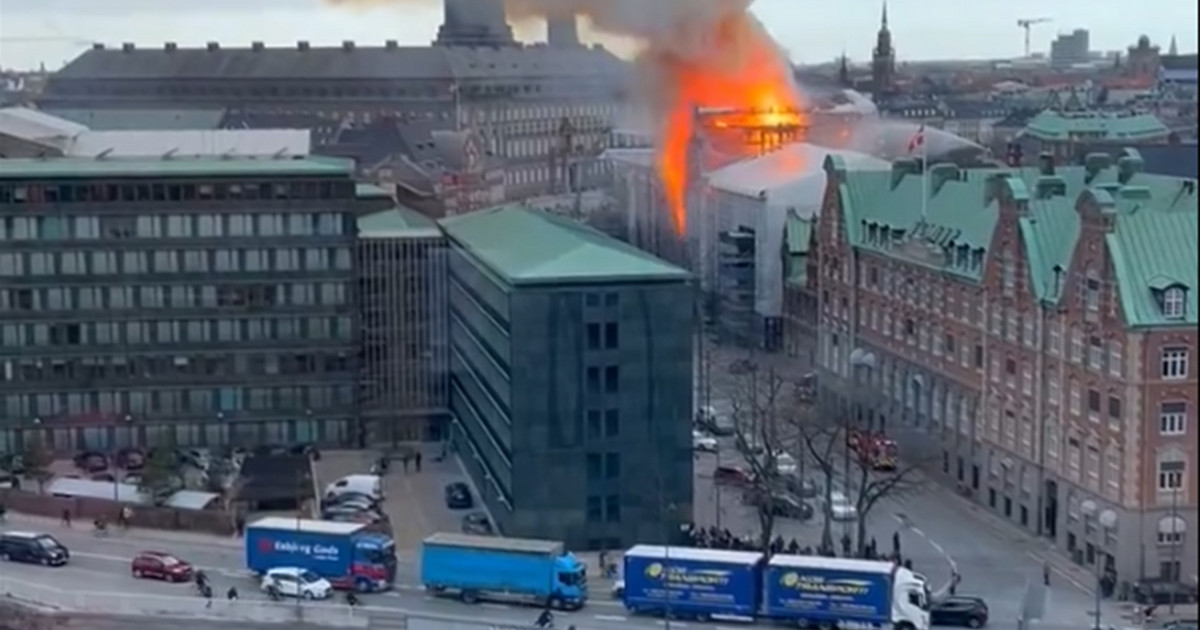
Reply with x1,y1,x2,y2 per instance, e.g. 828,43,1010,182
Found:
623,545,763,621
420,532,588,610
244,516,397,592
621,547,930,629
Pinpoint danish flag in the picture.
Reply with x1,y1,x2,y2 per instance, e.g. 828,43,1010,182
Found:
907,125,926,154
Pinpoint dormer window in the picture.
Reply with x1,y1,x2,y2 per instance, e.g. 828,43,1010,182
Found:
1163,287,1187,319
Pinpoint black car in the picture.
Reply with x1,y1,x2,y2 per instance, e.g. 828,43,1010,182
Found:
115,448,146,471
0,532,70,566
930,596,988,628
461,512,493,535
1132,579,1199,605
444,482,473,509
744,490,814,520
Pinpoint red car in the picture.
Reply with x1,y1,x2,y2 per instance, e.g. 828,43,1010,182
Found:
713,465,753,485
131,551,194,582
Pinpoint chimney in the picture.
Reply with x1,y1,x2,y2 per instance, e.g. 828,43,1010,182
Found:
1035,176,1067,199
297,40,311,51
385,40,398,50
1083,152,1111,183
342,40,356,51
164,42,178,52
206,42,220,52
251,41,265,52
1117,153,1144,184
92,43,106,50
547,16,581,47
1037,152,1054,176
121,42,135,52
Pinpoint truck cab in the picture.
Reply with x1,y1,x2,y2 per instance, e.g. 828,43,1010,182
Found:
552,553,588,603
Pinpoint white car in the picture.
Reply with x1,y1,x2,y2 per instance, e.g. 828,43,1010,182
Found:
260,567,333,600
826,490,858,521
692,431,718,453
774,452,798,474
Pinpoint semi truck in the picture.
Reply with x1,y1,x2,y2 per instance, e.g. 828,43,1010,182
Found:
622,545,930,629
244,516,397,592
420,532,588,610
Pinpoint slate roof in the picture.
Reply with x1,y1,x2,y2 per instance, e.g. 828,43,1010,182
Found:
1075,142,1199,179
439,205,689,286
358,207,441,239
1160,54,1199,71
825,149,1199,328
45,108,226,131
1021,110,1170,142
0,155,353,179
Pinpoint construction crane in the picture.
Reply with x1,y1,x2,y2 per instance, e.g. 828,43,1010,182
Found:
1017,18,1053,57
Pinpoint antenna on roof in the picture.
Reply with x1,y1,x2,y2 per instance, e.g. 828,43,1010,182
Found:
95,148,114,160
273,148,289,159
162,147,178,160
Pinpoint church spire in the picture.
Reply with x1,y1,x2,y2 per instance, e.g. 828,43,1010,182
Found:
881,1,889,29
1168,34,1178,56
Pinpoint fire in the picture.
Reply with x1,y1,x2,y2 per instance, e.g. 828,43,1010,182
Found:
653,12,804,234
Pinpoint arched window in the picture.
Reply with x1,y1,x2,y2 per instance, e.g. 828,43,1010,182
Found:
1157,515,1187,545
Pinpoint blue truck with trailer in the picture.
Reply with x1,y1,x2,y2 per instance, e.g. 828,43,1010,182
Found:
420,532,588,610
622,547,930,629
245,516,397,592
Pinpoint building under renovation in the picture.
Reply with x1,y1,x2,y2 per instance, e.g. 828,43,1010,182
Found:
37,0,628,203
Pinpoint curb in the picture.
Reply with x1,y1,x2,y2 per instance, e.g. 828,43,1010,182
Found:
4,512,244,549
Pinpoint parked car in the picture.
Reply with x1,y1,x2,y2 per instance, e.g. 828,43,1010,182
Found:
695,405,736,437
744,490,813,520
180,449,211,471
288,443,321,461
116,448,145,471
930,595,989,628
461,511,493,535
444,482,473,509
260,567,333,600
1132,579,1199,605
322,491,379,511
692,430,718,453
0,471,19,489
712,465,752,486
131,551,195,582
825,490,858,521
74,451,108,473
782,473,819,498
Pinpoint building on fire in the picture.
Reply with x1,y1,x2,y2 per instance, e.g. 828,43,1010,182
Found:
438,205,693,549
813,149,1198,588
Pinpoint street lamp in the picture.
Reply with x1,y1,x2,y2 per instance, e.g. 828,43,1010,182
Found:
843,349,877,554
1081,500,1118,630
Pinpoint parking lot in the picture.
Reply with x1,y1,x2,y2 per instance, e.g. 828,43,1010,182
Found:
313,446,490,553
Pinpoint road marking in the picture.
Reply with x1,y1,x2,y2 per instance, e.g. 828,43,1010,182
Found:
480,603,511,610
594,614,627,621
1026,550,1091,594
910,527,925,537
655,622,688,627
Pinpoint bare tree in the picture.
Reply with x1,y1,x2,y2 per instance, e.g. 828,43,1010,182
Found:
796,410,925,557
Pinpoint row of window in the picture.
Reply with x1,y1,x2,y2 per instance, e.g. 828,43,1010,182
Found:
0,316,354,348
0,384,355,420
0,418,355,454
0,282,348,313
0,247,353,277
584,494,622,523
585,452,621,482
585,365,621,395
0,181,355,206
0,212,349,242
5,352,351,385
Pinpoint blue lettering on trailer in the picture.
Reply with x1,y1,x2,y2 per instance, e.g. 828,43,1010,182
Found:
766,567,891,622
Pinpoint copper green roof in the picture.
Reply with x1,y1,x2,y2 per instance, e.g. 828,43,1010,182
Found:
0,156,353,179
355,183,393,199
439,205,689,286
357,206,441,239
785,211,813,286
825,150,1199,329
1021,110,1170,142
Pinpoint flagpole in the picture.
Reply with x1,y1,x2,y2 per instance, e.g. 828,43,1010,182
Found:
920,126,929,222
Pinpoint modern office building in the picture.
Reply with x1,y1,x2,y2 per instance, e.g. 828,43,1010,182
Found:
439,205,694,550
0,155,360,454
1050,29,1091,68
357,206,450,445
814,150,1198,587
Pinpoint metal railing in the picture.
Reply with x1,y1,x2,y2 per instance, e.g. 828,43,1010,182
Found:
0,576,368,627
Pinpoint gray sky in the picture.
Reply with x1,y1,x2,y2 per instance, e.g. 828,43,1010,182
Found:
0,0,1195,70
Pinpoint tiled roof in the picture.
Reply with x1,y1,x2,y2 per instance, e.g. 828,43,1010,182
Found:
1021,110,1170,142
827,149,1198,329
357,207,441,239
0,155,353,179
439,205,689,286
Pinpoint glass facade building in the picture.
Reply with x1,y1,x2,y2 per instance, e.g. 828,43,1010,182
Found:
440,206,695,550
0,157,360,454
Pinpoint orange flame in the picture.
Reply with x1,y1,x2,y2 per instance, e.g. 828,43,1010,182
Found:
653,13,804,234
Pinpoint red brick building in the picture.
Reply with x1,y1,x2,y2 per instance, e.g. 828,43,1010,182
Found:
812,149,1198,585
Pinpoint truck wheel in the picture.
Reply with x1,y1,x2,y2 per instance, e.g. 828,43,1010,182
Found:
355,578,371,593
894,622,915,630
548,596,564,610
695,613,711,622
460,590,479,604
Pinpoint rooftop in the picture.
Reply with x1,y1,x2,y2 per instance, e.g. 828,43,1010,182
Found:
707,142,889,213
826,149,1198,328
439,205,689,287
357,206,441,239
1021,110,1170,142
0,155,353,180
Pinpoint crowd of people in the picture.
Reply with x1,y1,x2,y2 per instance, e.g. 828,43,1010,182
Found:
680,523,921,571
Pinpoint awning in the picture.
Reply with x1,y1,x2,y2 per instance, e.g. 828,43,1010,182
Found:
1158,515,1187,535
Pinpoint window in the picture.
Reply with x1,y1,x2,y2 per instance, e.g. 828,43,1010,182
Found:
1161,348,1189,379
605,453,620,479
1107,396,1122,420
604,409,619,437
1088,336,1103,371
1157,460,1185,491
1069,381,1081,415
604,494,620,522
604,323,618,349
603,366,619,394
586,453,602,481
586,496,602,522
1070,328,1084,363
1159,402,1187,435
586,323,600,350
1162,287,1186,319
1157,516,1186,545
1108,341,1123,378
586,367,600,394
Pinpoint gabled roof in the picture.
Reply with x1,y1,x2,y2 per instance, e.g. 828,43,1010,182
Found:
1107,207,1198,328
439,205,689,286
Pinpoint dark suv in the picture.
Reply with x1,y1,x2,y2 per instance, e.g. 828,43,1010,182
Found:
931,595,988,628
0,532,70,566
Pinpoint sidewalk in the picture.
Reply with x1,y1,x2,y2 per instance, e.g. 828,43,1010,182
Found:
2,511,243,549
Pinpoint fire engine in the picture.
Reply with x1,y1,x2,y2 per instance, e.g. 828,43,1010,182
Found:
848,429,899,472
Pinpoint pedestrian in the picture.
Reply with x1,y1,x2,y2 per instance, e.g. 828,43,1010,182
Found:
61,508,71,527
1042,561,1051,586
414,451,422,472
599,550,608,575
840,533,852,556
892,531,901,556
401,454,410,473
226,586,239,601
235,515,245,538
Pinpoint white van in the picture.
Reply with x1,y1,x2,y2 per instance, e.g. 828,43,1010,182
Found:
323,474,382,501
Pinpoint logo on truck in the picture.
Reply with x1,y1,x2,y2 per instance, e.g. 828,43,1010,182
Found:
257,538,341,561
780,571,873,596
644,563,732,587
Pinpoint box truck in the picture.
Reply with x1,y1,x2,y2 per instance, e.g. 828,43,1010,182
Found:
245,516,397,592
420,532,588,610
622,545,763,621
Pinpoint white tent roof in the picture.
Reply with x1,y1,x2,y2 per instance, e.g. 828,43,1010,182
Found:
64,129,310,158
0,107,88,142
